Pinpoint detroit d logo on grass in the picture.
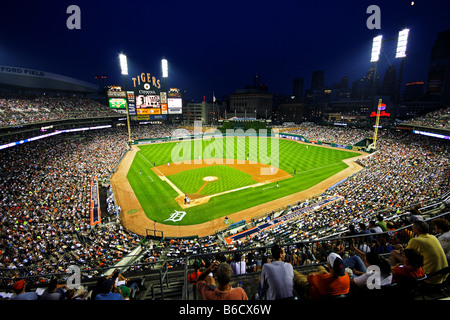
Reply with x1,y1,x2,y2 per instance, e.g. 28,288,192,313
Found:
165,210,187,222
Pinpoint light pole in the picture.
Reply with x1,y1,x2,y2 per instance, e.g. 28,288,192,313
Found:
370,35,383,112
161,58,168,122
119,53,131,143
369,35,382,148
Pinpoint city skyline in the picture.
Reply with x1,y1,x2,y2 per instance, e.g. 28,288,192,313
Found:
1,1,450,101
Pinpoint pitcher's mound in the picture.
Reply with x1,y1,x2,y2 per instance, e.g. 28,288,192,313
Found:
203,176,218,182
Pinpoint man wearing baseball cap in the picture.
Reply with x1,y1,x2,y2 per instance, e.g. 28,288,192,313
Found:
10,279,38,300
294,252,350,300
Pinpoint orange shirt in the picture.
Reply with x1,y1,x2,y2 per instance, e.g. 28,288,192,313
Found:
307,272,350,300
392,265,425,283
197,281,248,300
188,270,201,283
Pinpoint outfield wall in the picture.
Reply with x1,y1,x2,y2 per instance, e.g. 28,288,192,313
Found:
277,132,368,152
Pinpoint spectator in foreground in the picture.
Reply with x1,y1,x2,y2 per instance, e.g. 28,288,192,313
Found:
259,244,294,300
40,278,67,300
293,252,350,300
391,248,425,283
95,278,125,300
376,214,389,232
391,220,448,284
9,279,38,300
230,252,246,276
196,261,248,300
188,260,202,284
433,218,450,264
350,249,393,290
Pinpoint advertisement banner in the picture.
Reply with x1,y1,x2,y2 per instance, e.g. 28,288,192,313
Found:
137,108,161,115
90,177,101,225
160,91,167,103
137,114,150,120
128,103,136,115
149,114,167,120
127,91,135,102
107,90,126,98
161,103,168,114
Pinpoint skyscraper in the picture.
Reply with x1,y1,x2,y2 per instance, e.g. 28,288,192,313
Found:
311,70,325,90
426,30,450,103
380,65,397,99
293,77,304,100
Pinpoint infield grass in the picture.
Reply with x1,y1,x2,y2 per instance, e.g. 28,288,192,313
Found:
126,137,359,226
167,165,256,195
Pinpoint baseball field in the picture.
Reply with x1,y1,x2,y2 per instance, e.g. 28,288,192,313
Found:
111,136,366,237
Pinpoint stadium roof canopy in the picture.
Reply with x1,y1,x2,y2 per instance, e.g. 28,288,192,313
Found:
0,65,97,93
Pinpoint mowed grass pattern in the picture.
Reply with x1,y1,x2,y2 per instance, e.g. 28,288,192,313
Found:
126,137,359,225
167,166,256,195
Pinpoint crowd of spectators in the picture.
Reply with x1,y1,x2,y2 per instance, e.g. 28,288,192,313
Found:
0,94,118,127
0,123,195,284
402,107,450,130
287,122,370,145
0,127,136,282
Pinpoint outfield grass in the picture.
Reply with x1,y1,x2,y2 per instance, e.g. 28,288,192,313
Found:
126,137,359,226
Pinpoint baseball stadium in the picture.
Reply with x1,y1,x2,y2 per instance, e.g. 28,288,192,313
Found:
1,6,450,312
113,131,367,237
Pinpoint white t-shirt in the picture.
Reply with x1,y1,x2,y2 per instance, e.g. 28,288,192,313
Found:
438,231,450,260
260,261,294,300
353,269,393,288
231,261,246,275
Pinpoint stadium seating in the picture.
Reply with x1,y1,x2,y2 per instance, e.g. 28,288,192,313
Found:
0,116,449,301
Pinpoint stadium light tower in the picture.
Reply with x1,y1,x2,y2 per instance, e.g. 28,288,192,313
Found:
161,58,168,78
161,58,168,93
119,53,131,142
119,53,128,75
395,28,410,117
370,35,383,62
161,58,169,123
395,28,410,59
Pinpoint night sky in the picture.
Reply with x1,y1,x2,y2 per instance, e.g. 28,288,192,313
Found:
1,0,449,101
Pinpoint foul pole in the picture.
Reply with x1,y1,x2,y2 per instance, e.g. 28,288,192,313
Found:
373,98,382,149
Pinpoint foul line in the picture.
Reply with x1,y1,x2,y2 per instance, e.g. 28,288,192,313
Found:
138,151,185,196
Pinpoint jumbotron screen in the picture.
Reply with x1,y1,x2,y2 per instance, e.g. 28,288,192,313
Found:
168,97,182,114
136,94,161,114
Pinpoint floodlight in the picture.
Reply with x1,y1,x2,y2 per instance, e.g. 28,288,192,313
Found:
119,53,128,75
370,35,383,62
395,28,410,58
161,58,168,78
